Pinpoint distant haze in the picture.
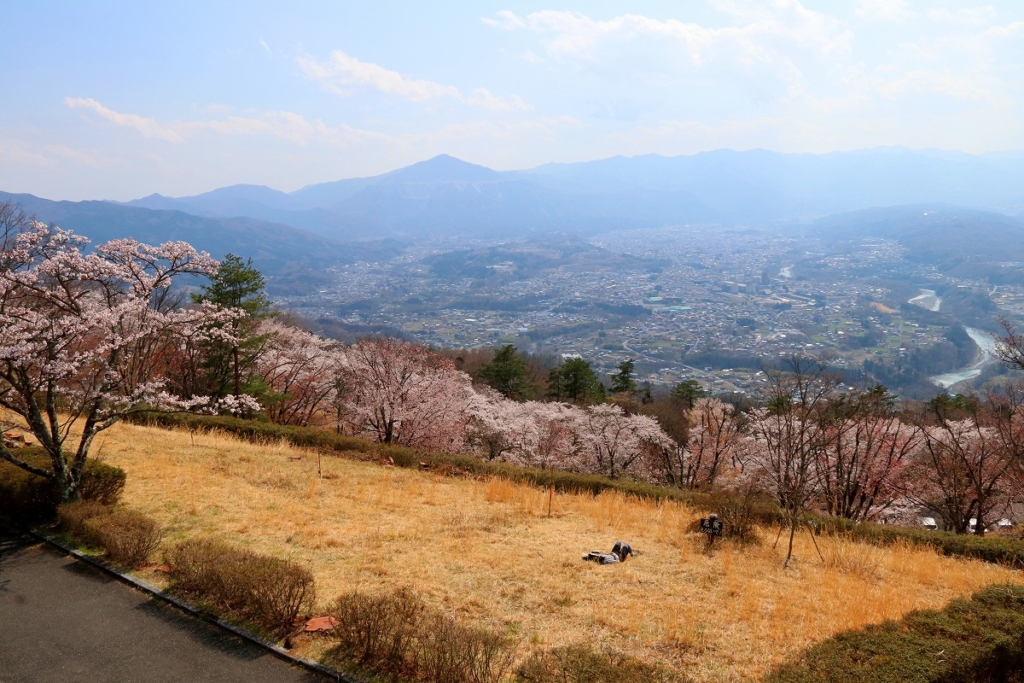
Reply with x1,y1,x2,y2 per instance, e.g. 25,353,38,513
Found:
5,148,1024,278
2,2,1024,200
116,149,1024,241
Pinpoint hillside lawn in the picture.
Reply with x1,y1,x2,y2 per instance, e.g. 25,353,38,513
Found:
94,421,1021,682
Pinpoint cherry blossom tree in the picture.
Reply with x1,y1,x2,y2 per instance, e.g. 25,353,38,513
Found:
816,407,922,522
0,216,222,502
911,415,1016,535
251,319,344,426
342,337,474,451
466,394,586,474
574,403,674,480
668,398,743,489
745,356,838,567
466,389,528,461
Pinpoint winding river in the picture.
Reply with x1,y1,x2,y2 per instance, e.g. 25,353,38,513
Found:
931,328,998,389
908,288,942,312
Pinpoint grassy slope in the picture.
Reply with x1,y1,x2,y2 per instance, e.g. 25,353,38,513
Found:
94,421,1022,683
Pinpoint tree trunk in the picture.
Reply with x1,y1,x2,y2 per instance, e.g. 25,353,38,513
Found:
233,345,241,396
784,519,797,569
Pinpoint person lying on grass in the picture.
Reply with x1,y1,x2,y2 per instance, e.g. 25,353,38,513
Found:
582,540,635,564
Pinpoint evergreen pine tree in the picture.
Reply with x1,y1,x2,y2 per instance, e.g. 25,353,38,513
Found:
548,357,603,404
670,379,707,408
610,359,638,395
479,344,536,400
193,254,273,397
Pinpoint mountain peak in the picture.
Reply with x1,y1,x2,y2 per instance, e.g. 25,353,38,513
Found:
382,154,499,183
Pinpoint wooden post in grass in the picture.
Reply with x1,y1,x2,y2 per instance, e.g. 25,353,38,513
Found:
547,465,554,517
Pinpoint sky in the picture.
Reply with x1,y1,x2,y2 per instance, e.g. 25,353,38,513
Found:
1,0,1023,201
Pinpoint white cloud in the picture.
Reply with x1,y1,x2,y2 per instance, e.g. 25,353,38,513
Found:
46,145,112,168
479,5,852,114
927,6,997,26
855,0,916,22
65,97,184,143
512,4,851,59
62,97,572,157
259,37,271,54
65,97,391,149
0,139,53,167
480,10,525,30
297,50,530,111
484,5,851,92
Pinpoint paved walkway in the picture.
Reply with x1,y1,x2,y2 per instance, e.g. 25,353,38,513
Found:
0,529,329,683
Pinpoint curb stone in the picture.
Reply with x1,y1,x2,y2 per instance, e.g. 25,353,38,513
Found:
24,527,364,683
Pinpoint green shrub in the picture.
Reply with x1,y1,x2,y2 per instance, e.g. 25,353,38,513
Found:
166,538,316,636
0,450,126,522
77,460,127,506
84,509,163,569
766,584,1024,683
56,500,111,545
516,643,679,683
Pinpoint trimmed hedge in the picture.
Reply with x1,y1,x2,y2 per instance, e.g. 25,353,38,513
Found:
85,510,163,569
57,499,111,544
57,501,163,569
327,587,517,683
818,517,1024,568
0,449,126,522
166,538,316,636
766,584,1024,683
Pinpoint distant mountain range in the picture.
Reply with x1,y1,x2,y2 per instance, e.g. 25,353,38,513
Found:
0,191,403,289
5,148,1024,293
118,148,1024,240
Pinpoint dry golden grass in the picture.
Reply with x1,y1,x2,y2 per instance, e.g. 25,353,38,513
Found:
94,421,1021,682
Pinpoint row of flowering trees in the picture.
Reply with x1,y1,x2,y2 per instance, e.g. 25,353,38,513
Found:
229,323,675,478
237,319,1024,546
2,212,1021,538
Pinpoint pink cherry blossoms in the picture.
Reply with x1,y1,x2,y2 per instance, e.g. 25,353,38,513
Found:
0,220,226,501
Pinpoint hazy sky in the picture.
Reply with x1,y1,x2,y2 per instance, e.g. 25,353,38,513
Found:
2,0,1023,200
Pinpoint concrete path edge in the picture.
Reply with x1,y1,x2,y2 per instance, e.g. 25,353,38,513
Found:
23,527,364,683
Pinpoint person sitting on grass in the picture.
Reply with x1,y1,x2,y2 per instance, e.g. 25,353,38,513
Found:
582,540,635,564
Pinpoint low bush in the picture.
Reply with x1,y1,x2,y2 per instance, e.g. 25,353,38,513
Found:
166,538,316,636
330,588,425,675
706,486,778,542
327,587,515,683
515,643,679,683
56,500,111,546
0,449,126,522
415,612,516,683
76,462,128,506
766,584,1024,683
84,510,163,569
